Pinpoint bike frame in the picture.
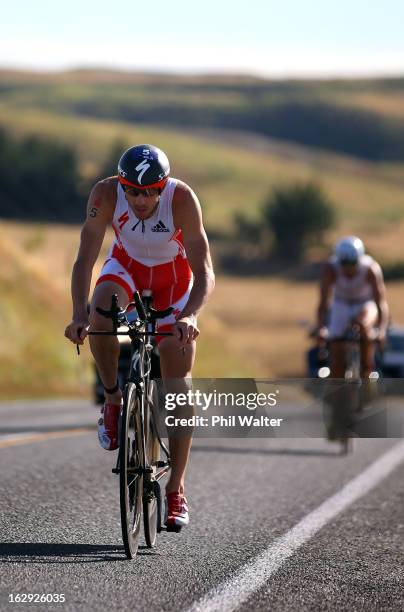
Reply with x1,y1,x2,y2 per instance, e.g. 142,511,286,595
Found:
88,291,172,513
332,320,379,380
113,314,170,485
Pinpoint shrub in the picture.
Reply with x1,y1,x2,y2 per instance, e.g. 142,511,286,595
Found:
263,182,336,262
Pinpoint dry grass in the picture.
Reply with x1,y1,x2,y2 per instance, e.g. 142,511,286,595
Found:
197,277,319,377
0,230,92,399
1,221,112,293
197,276,404,378
2,220,404,397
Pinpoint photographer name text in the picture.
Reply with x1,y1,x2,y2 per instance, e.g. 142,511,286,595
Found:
165,415,283,427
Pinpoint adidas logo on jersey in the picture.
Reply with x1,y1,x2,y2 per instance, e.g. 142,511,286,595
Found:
151,220,170,232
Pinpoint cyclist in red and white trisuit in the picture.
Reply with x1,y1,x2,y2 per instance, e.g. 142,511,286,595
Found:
65,144,215,529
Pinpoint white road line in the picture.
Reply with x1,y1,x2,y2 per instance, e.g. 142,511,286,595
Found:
188,440,404,612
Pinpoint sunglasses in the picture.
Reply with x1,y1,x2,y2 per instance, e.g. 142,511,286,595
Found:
340,258,358,267
122,185,160,197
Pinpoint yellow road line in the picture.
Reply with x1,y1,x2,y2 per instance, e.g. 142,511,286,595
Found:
0,427,93,449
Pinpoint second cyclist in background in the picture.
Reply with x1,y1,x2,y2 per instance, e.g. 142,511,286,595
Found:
316,236,389,378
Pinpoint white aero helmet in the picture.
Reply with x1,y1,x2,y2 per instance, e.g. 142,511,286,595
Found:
334,236,365,264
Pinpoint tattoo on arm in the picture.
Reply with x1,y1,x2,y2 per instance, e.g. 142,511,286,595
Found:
89,198,102,218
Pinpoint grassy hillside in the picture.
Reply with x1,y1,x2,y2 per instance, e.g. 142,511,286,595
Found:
0,104,403,263
1,69,404,160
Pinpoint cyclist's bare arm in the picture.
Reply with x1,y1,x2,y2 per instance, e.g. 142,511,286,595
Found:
317,262,335,331
65,179,115,344
368,263,389,336
172,182,215,341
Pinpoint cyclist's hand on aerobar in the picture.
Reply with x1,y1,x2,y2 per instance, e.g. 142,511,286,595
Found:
64,319,89,345
174,316,199,346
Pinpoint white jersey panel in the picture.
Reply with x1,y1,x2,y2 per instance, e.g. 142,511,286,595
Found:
110,178,186,266
331,254,374,303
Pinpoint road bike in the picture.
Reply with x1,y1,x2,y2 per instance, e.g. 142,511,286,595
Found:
88,290,173,559
324,321,380,454
92,313,161,405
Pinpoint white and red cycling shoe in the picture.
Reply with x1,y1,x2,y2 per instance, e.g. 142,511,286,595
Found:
98,403,120,451
164,492,189,532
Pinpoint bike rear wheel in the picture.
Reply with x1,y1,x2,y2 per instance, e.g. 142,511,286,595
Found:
119,383,143,559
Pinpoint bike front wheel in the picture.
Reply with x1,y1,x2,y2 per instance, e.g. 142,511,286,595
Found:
119,383,143,559
143,381,161,547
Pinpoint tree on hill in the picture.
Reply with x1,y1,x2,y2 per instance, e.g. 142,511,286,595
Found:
263,182,336,262
0,129,84,223
234,181,336,264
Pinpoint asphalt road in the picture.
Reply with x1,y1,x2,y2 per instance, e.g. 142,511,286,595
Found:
0,400,403,611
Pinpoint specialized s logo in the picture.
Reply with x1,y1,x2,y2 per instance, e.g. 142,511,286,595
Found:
135,159,151,184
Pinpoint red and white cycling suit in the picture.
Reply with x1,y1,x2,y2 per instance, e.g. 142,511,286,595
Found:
96,178,193,342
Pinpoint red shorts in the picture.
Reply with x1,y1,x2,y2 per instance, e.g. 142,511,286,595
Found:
96,245,193,343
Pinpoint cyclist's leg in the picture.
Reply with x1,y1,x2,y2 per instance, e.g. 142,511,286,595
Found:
153,277,195,496
329,341,346,378
89,258,134,404
158,338,196,495
328,301,351,377
354,301,378,377
327,303,359,444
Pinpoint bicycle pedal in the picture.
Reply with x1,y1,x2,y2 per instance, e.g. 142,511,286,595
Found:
112,468,120,474
156,460,168,468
